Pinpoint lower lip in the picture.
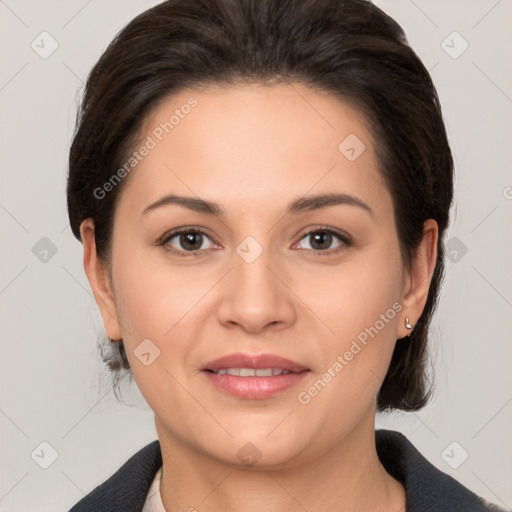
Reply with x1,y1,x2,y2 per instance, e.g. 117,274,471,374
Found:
203,370,311,399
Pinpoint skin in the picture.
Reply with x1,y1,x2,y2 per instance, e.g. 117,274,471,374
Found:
81,82,438,512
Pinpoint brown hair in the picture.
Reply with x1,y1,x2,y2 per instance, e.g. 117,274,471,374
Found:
67,0,454,411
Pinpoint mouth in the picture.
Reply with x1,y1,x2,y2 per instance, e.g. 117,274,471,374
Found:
203,352,309,373
202,353,310,399
205,368,295,376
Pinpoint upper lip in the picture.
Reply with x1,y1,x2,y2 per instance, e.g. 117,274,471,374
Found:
203,353,309,373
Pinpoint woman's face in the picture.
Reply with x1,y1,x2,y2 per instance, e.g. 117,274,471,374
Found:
83,82,436,467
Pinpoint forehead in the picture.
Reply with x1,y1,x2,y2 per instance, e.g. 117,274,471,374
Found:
118,82,390,218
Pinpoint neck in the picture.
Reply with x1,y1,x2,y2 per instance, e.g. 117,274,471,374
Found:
155,414,406,512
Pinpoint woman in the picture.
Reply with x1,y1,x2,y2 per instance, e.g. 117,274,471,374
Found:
66,0,505,510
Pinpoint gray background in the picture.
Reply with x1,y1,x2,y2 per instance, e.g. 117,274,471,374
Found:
1,0,511,510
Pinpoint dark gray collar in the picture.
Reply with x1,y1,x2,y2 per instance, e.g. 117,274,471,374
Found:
68,429,505,511
375,429,505,511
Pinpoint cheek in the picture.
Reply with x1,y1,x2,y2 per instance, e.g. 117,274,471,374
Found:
301,244,402,340
298,244,403,397
110,251,214,390
112,247,209,339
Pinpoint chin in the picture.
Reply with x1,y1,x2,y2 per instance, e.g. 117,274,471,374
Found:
200,431,310,470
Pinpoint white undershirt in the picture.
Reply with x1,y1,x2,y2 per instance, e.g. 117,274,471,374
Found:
142,466,167,512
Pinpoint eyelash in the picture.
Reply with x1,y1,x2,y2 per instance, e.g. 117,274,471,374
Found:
159,226,352,258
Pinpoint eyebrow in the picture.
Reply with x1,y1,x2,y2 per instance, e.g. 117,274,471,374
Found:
141,192,374,219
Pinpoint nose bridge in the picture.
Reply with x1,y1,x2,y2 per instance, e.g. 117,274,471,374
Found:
233,235,279,303
216,233,295,331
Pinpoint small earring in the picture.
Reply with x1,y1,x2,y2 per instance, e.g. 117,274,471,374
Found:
405,317,414,336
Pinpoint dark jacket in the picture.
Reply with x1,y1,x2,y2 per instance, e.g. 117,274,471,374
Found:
68,429,506,511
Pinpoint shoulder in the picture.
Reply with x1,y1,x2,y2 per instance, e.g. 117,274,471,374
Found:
376,429,508,512
68,439,162,512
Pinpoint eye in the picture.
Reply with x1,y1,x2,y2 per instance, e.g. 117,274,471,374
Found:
160,228,217,256
159,226,352,257
293,227,352,254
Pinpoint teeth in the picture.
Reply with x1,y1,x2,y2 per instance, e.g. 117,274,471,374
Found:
214,368,290,377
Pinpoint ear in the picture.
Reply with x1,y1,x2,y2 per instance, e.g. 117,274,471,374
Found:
399,219,438,338
80,218,122,341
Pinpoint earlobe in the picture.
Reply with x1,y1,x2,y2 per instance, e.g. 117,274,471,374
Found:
80,219,122,341
399,219,438,338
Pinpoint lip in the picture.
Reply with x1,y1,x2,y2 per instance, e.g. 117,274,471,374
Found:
203,352,309,373
202,352,310,399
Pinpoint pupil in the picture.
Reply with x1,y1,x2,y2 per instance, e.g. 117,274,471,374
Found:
312,231,331,250
181,233,202,250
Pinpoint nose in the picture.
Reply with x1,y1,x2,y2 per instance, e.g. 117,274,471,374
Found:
216,245,296,334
